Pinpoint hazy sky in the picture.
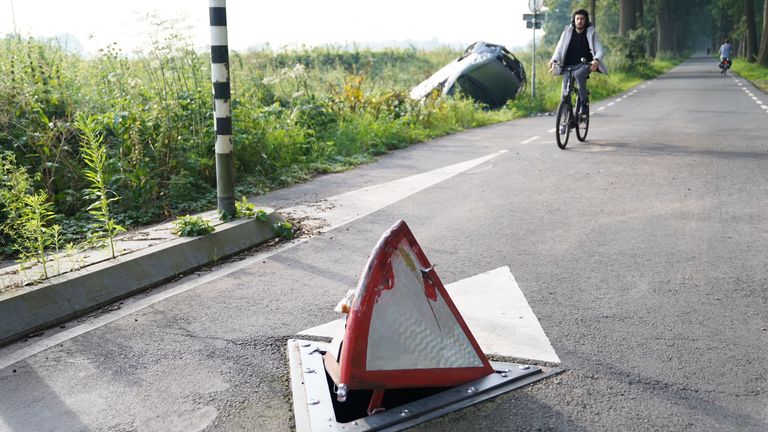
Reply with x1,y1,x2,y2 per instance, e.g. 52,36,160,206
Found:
0,0,542,53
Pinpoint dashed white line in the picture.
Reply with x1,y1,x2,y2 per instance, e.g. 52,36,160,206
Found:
597,106,606,111
520,136,540,144
547,128,556,133
607,102,615,106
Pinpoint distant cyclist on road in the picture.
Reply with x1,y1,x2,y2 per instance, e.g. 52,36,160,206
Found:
719,39,733,67
547,9,608,119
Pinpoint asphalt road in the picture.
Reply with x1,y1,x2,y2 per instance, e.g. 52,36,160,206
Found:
1,54,767,431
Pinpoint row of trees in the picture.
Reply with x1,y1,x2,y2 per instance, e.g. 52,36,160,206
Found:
544,0,768,65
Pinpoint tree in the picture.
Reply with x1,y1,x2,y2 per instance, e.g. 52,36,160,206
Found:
543,0,574,46
656,0,675,54
620,0,640,34
745,0,758,61
758,0,768,64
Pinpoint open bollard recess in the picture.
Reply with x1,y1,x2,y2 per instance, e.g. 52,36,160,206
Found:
288,220,561,431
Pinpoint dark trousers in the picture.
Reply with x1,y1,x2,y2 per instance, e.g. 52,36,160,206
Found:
562,65,590,107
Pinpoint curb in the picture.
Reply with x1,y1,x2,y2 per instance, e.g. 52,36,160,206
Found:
0,211,284,346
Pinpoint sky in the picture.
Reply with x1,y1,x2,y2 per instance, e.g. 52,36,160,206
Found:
0,0,543,54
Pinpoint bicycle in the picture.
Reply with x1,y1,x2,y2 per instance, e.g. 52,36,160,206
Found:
554,59,591,149
719,57,731,75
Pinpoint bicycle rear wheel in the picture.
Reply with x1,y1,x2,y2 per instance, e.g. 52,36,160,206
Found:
556,101,571,149
576,103,589,142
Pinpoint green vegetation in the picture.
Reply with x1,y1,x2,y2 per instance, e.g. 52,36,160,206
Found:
234,196,269,222
273,222,295,240
235,197,257,218
76,113,126,258
173,215,215,237
730,60,768,92
17,192,56,279
0,152,61,279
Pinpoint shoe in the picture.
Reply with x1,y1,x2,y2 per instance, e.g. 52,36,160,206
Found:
579,103,589,121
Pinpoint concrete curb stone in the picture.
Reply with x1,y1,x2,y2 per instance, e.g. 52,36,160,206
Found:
0,210,284,346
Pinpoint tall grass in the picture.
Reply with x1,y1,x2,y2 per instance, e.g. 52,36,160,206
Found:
729,59,768,92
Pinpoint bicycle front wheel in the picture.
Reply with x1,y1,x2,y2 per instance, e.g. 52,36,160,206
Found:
556,101,571,149
576,104,589,142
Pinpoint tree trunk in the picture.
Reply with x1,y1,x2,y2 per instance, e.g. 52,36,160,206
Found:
656,0,674,54
757,0,768,65
620,0,637,34
590,0,597,28
745,0,757,62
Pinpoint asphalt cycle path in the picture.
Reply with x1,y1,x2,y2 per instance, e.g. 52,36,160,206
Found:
0,54,766,431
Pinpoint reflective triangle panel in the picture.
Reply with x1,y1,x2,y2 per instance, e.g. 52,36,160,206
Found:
336,220,493,389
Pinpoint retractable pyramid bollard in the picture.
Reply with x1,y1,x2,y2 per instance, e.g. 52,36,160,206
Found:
288,220,561,431
323,220,493,413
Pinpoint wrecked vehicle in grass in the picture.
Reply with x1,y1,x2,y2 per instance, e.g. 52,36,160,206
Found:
410,41,527,109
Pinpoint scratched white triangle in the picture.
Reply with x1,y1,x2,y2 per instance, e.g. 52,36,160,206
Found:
298,266,560,364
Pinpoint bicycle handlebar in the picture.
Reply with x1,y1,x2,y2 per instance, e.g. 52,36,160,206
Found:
552,58,592,72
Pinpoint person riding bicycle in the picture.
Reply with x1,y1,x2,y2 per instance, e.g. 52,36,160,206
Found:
719,39,733,69
547,9,608,120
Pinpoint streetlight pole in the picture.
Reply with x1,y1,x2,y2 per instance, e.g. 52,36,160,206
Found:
209,0,236,218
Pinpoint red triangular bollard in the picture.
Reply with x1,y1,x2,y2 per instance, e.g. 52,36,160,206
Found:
324,220,493,393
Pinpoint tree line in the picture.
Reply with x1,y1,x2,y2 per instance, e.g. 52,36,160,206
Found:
544,0,768,65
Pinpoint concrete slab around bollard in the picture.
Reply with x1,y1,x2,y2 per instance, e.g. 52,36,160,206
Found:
0,209,284,346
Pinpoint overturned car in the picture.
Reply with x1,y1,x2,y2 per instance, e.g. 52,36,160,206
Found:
410,41,527,109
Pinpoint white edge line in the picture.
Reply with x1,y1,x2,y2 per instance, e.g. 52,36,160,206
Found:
520,136,540,144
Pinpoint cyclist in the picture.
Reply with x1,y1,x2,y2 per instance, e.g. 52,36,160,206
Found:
719,39,733,70
547,9,608,120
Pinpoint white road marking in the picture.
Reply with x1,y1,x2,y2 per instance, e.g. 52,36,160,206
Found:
597,106,606,111
547,128,556,133
299,266,561,364
520,136,540,144
607,102,615,106
284,151,507,232
0,151,508,369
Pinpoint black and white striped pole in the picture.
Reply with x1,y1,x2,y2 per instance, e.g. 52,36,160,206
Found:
209,0,236,217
